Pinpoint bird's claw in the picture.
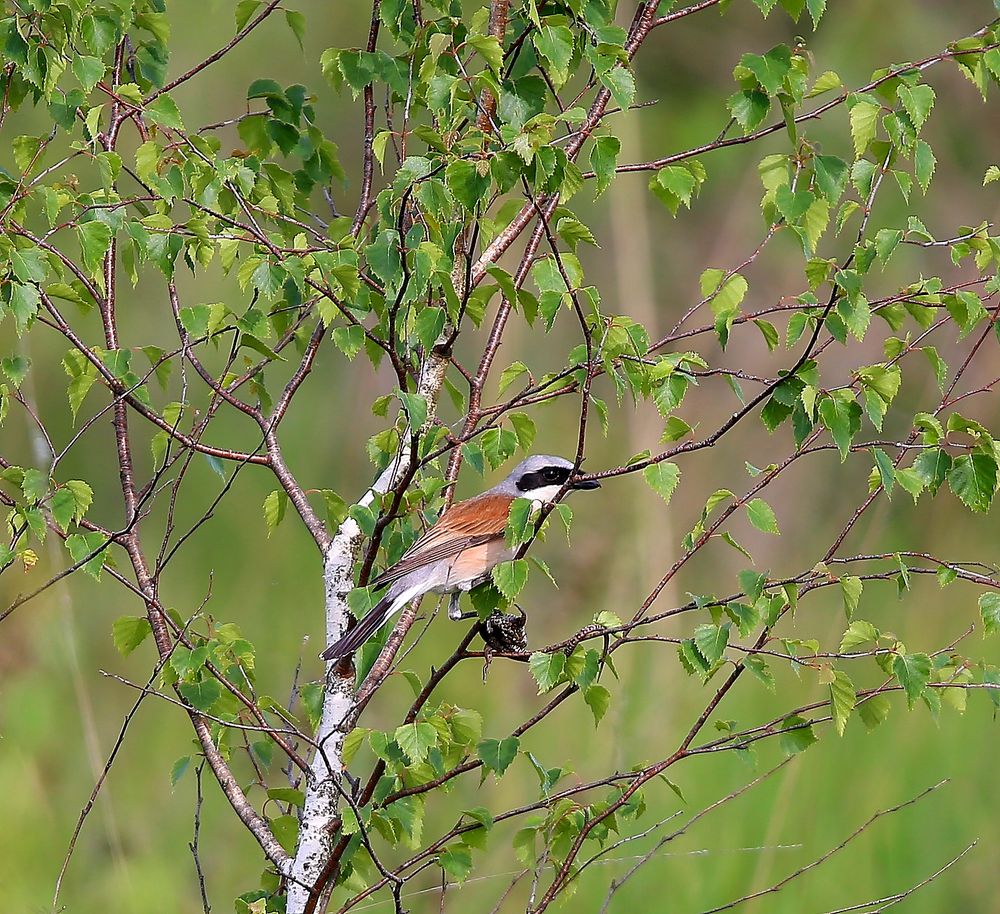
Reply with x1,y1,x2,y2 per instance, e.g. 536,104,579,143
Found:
481,606,528,655
481,608,528,682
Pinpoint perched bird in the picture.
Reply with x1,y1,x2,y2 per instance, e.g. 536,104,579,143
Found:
321,455,600,660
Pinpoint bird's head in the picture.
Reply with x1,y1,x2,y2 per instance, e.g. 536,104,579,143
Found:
494,455,601,504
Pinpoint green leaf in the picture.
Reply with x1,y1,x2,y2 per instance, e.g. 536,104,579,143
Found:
414,306,446,350
504,497,535,547
700,269,748,348
896,468,925,503
893,652,931,708
556,216,597,251
818,394,862,461
584,684,611,725
848,98,880,157
50,479,92,532
284,9,306,49
468,34,503,74
643,462,680,504
12,135,42,174
73,55,105,93
449,708,483,746
317,489,349,527
897,84,935,131
9,283,40,335
858,693,891,731
745,498,780,534
740,46,791,95
776,187,814,224
77,222,113,277
839,577,863,620
267,787,305,808
50,489,77,533
398,391,429,429
146,94,185,130
948,454,997,513
446,160,490,210
533,25,574,85
829,670,856,736
808,70,842,97
660,416,693,443
921,346,948,390
66,531,108,579
438,845,473,882
481,427,518,469
11,247,48,283
170,755,192,786
650,165,697,215
394,721,438,764
780,714,818,754
172,645,210,680
21,467,48,503
914,140,936,193
178,679,222,712
112,616,152,656
871,447,895,496
262,489,288,535
813,154,849,201
491,559,529,601
528,651,565,692
498,361,529,395
235,0,262,30
478,736,519,776
912,448,951,494
341,727,368,765
332,325,364,359
745,655,775,691
693,623,729,665
979,593,1000,636
509,413,536,451
600,67,636,112
806,0,826,25
720,531,753,562
590,135,621,199
728,89,770,131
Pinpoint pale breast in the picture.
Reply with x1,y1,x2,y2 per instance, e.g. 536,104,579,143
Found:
433,539,516,592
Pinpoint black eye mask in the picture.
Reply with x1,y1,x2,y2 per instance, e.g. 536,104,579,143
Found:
516,466,572,491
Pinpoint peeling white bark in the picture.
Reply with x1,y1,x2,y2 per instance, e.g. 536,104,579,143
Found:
284,519,365,912
286,351,449,912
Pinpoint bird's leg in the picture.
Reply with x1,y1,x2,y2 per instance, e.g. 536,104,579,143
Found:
447,592,464,621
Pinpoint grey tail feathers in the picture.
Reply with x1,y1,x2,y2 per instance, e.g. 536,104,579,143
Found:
320,594,392,661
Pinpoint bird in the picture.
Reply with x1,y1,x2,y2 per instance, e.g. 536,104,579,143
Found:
320,455,600,661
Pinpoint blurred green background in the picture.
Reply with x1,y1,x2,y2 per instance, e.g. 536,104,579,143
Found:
2,1,1000,911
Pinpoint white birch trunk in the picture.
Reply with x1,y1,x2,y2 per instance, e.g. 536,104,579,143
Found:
286,351,449,911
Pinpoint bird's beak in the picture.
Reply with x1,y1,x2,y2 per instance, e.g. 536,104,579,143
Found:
571,477,601,490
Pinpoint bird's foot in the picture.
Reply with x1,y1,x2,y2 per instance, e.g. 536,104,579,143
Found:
447,593,464,621
481,606,528,655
